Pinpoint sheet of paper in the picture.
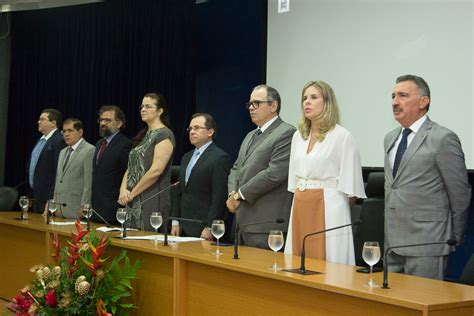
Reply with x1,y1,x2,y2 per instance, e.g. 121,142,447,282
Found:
122,235,203,243
50,221,87,226
95,227,138,232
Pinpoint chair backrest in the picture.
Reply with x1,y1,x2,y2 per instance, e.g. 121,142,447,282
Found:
354,172,385,267
458,254,474,285
0,186,19,211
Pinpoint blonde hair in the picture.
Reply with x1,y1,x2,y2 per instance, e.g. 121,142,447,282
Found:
297,80,340,141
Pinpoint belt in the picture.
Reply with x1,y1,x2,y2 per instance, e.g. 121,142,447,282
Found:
296,178,338,191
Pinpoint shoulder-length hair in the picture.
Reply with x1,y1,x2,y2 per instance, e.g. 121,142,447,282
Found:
297,80,340,141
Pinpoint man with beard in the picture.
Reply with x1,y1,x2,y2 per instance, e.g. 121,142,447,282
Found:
91,105,131,224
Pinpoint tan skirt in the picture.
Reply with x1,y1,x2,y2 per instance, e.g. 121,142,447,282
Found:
291,189,326,260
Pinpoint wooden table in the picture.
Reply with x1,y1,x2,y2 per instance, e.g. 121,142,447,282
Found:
0,212,473,315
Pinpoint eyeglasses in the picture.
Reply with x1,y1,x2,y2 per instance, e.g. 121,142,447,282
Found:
245,100,272,109
97,118,115,124
139,104,157,110
187,126,209,132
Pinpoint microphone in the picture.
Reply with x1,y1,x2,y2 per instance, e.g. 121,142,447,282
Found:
120,182,179,239
163,216,208,246
381,239,457,289
88,208,113,228
285,220,362,275
233,218,285,260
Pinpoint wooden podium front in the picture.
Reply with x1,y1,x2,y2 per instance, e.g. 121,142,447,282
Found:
0,213,473,315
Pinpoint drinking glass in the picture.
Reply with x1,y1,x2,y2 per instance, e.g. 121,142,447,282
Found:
116,208,127,237
18,196,29,219
150,212,163,243
268,230,284,271
211,220,225,255
362,241,381,287
48,199,58,224
82,204,93,219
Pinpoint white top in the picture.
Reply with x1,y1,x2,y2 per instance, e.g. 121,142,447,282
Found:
288,124,366,198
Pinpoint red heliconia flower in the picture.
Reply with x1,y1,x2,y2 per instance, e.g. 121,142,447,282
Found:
51,233,61,263
45,289,58,307
71,220,89,244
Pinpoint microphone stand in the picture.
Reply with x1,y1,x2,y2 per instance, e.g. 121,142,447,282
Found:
284,220,362,275
233,218,285,260
382,239,456,289
116,182,180,239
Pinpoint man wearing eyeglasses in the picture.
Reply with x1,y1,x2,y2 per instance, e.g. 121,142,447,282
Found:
27,109,66,213
226,85,296,249
171,113,231,240
91,105,131,224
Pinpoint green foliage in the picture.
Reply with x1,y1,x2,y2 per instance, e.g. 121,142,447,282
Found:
7,222,141,315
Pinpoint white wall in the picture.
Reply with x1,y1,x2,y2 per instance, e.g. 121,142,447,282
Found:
268,0,474,168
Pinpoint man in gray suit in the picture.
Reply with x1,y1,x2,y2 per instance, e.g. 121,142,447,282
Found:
227,85,295,249
384,75,471,280
53,118,95,219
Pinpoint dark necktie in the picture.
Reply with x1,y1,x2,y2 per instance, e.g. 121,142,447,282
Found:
392,128,412,177
97,139,107,164
63,147,73,171
246,128,262,154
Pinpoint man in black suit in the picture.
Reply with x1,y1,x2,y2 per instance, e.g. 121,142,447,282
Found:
91,105,131,224
27,109,66,213
171,113,231,239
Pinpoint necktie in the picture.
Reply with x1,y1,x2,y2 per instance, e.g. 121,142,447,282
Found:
246,128,262,154
63,147,73,172
185,150,201,184
392,128,412,177
28,138,47,188
97,139,107,164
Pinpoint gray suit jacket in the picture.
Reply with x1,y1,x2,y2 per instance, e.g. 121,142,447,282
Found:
228,117,296,233
384,117,471,256
54,139,95,219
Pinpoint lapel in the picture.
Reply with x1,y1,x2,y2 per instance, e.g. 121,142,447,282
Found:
62,140,85,176
186,143,213,187
96,133,121,166
393,118,432,182
242,117,281,164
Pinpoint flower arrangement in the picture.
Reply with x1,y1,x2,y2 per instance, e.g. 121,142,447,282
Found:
7,221,141,315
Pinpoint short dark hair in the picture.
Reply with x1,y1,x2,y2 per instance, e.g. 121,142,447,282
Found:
42,108,63,128
98,105,126,129
252,85,281,114
191,113,217,139
396,74,431,111
63,118,83,131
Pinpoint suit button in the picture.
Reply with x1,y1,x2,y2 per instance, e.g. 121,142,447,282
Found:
60,181,63,183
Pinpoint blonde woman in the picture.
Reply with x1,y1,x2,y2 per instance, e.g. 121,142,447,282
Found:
284,81,366,265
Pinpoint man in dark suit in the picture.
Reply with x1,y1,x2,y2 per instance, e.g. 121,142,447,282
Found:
27,109,66,213
91,106,131,225
384,75,471,280
171,113,231,239
227,85,295,249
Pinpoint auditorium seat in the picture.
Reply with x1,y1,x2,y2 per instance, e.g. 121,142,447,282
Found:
458,254,474,285
354,172,385,267
0,186,19,211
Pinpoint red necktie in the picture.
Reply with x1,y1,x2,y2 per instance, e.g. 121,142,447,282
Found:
97,139,107,164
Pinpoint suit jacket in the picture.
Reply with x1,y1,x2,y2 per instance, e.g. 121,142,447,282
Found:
228,117,295,233
26,130,66,211
173,143,231,237
54,139,95,219
384,117,471,256
92,133,131,224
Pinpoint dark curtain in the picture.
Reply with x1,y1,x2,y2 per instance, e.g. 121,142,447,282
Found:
5,0,196,188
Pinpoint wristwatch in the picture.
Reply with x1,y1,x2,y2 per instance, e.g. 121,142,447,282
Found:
233,191,242,201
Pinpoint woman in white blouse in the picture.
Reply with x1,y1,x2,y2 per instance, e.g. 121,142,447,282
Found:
284,81,366,265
